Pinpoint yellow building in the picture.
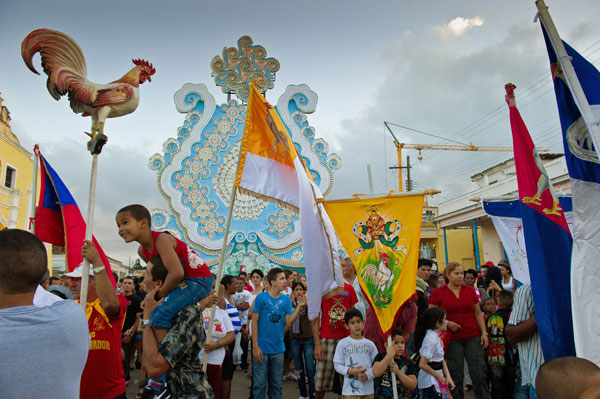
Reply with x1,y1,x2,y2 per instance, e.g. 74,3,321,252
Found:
0,95,34,230
419,206,483,272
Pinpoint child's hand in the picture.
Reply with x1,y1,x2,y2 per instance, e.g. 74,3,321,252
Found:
446,375,455,390
253,345,263,362
389,361,399,374
447,321,461,332
435,372,445,385
357,372,368,382
386,342,397,357
204,340,219,353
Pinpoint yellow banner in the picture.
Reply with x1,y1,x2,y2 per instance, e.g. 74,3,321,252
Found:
324,194,424,335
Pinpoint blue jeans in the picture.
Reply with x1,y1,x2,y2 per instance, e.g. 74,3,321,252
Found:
252,352,284,399
513,376,537,399
290,338,316,398
149,276,214,328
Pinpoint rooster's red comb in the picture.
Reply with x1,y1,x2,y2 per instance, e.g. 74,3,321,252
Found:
132,59,156,75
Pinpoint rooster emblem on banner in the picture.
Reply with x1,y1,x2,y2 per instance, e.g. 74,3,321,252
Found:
353,206,407,305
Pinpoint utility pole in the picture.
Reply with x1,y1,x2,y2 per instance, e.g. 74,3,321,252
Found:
389,156,412,192
406,156,412,191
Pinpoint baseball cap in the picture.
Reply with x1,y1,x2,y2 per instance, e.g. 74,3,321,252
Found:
48,285,73,299
62,264,94,278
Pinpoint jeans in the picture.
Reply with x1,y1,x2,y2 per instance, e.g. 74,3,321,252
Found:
445,337,488,399
513,376,537,399
149,276,214,328
489,364,516,399
290,337,316,398
252,352,284,399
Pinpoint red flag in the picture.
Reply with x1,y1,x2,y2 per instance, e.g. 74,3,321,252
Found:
34,146,116,287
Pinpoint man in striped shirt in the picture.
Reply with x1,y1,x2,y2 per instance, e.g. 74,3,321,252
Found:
506,283,544,399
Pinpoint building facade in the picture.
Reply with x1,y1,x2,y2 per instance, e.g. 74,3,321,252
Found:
436,154,570,269
0,95,34,230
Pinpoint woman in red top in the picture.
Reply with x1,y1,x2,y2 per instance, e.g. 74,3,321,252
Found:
429,262,489,399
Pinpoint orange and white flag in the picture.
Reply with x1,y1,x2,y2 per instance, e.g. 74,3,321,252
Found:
234,82,343,320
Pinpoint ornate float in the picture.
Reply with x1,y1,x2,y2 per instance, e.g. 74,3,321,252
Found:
149,36,341,274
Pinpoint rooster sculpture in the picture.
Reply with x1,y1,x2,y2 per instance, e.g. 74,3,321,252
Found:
361,252,395,303
22,29,155,150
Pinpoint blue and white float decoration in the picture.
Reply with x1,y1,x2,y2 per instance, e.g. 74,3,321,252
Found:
149,36,341,274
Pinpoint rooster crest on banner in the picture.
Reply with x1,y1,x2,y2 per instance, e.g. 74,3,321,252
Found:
353,205,407,306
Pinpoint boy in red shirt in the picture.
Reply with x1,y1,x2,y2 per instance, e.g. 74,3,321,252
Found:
312,282,358,399
116,205,214,338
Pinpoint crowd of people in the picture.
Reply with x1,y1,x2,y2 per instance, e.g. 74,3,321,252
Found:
1,206,600,399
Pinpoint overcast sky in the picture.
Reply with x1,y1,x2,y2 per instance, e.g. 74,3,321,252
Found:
1,0,599,262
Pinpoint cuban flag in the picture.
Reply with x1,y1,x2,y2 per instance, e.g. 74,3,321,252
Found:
505,83,575,360
482,197,573,286
34,146,115,287
541,24,600,364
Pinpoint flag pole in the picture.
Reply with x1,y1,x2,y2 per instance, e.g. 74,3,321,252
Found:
535,0,600,158
79,134,107,311
79,153,100,311
202,184,237,372
387,334,399,399
202,86,251,370
30,144,40,233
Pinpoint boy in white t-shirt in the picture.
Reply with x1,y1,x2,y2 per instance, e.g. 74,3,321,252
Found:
199,296,235,398
333,308,378,398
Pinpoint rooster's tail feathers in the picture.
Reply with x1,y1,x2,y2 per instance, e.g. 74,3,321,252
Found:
21,29,88,100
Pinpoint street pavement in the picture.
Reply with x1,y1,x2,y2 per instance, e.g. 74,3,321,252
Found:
126,367,475,398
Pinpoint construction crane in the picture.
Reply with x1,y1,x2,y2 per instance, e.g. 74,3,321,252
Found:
384,121,546,192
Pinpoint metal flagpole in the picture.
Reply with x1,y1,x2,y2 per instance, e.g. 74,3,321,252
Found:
535,0,600,159
79,135,107,311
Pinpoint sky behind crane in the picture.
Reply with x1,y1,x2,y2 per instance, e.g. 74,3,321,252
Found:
1,0,599,261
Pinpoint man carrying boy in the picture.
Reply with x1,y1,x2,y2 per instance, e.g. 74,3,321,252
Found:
487,290,517,399
333,308,378,399
116,204,214,341
141,255,217,399
252,267,306,399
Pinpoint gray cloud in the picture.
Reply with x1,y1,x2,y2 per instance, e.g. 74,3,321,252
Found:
329,20,599,202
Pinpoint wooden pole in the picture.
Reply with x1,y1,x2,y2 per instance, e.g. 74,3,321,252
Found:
29,145,39,233
203,185,237,372
79,153,99,311
387,335,399,399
